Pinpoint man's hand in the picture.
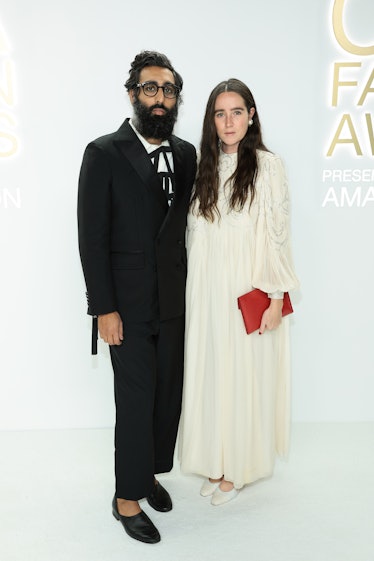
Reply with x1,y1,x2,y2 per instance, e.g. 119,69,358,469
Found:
259,299,283,335
98,311,124,345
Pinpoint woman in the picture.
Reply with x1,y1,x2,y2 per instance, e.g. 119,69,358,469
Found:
179,79,299,506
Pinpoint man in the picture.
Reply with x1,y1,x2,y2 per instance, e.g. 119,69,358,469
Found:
77,51,196,544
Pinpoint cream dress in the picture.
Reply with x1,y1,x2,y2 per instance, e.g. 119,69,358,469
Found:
178,149,299,489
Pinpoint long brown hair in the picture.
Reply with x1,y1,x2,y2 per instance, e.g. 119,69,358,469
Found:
191,79,269,221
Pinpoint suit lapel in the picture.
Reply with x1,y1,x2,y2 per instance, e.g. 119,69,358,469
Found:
169,136,185,206
113,120,168,211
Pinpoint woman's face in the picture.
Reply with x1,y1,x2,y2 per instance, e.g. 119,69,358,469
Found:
214,92,255,154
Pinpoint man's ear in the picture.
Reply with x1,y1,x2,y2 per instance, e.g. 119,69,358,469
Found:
129,89,136,105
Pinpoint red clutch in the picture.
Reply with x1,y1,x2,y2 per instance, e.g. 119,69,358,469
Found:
237,289,293,334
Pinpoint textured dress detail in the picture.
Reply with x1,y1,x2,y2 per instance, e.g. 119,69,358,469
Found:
178,149,299,489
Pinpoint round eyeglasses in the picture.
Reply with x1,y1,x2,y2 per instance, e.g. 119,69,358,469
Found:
136,81,180,99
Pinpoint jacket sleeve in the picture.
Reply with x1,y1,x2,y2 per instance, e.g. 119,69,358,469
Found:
77,142,117,316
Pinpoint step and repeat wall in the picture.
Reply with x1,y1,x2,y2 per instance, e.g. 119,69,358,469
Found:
1,0,373,429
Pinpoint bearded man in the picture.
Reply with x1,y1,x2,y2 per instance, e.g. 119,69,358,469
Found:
77,51,196,544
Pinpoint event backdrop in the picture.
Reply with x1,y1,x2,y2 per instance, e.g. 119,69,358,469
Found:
0,0,373,429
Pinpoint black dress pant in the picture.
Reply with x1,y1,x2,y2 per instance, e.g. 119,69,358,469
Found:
110,315,185,500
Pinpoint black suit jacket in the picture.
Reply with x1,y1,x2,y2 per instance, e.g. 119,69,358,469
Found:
78,119,197,329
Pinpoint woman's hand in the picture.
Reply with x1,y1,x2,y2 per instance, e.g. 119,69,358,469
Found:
259,299,283,334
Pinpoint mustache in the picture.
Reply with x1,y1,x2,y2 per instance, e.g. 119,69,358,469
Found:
149,103,169,113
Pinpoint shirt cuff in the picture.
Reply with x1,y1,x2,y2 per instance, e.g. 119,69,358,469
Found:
268,291,284,299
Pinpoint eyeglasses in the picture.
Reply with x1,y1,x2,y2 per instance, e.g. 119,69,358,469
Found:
136,81,180,99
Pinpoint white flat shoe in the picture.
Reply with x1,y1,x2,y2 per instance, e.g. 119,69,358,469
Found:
211,486,239,506
200,479,220,497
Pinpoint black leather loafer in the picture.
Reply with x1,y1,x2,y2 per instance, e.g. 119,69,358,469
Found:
112,496,160,544
146,481,172,512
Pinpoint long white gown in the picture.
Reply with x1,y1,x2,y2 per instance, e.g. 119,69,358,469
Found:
178,149,299,489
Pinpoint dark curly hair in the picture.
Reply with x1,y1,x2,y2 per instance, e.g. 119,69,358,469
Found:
124,50,183,103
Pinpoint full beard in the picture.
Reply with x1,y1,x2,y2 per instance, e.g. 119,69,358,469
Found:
132,98,178,141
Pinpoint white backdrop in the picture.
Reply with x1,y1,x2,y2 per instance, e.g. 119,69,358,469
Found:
0,0,373,430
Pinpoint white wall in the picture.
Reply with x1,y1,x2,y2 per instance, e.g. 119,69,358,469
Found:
1,0,373,429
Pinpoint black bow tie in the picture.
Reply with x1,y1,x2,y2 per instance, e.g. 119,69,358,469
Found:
149,145,172,174
148,145,172,158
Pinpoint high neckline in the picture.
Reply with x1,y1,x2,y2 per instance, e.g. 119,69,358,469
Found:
218,149,237,174
219,148,237,157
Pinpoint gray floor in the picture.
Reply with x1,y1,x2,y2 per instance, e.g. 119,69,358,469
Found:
1,423,373,561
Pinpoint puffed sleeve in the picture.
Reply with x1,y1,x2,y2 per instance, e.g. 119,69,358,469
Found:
251,152,299,294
